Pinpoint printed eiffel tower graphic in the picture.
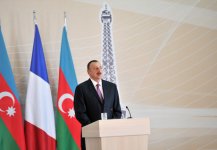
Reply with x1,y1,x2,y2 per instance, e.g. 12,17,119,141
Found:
101,3,117,84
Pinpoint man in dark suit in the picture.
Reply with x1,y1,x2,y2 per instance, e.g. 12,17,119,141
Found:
74,60,122,150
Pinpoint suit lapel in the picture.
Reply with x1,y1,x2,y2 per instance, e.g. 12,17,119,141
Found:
102,80,108,105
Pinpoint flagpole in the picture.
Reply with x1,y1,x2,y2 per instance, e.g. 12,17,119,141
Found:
33,10,37,25
64,11,67,30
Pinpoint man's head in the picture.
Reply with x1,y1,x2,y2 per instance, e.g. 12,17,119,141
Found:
87,60,102,82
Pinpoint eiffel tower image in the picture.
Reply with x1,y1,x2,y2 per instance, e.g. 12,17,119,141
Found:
101,3,117,84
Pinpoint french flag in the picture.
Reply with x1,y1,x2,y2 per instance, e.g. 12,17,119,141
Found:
24,24,56,150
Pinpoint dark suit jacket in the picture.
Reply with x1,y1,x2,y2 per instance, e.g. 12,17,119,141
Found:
74,79,122,126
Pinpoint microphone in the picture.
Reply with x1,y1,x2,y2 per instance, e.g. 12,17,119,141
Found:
126,106,132,119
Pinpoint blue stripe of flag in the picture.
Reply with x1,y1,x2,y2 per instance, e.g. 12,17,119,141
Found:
0,27,19,100
30,25,49,83
60,27,77,93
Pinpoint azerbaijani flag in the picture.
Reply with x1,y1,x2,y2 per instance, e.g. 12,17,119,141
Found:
56,26,81,150
0,26,26,150
24,24,56,150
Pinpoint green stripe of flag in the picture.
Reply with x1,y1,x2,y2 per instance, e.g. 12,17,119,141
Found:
0,118,20,150
56,111,79,150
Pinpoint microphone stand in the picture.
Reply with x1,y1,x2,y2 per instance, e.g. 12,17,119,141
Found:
126,106,132,119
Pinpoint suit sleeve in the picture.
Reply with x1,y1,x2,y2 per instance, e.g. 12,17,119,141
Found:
113,84,122,119
74,85,91,126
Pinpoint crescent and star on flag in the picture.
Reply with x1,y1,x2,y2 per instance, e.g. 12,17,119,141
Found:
58,93,75,118
0,92,75,119
0,91,16,117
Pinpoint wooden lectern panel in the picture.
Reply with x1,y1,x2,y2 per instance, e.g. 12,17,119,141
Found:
83,118,150,150
83,118,150,137
86,135,148,150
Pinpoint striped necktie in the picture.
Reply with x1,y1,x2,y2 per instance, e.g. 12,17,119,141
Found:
96,84,103,102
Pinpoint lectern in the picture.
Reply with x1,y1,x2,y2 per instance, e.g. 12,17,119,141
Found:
82,118,150,150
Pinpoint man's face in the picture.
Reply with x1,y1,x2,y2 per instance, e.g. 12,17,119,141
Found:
88,61,103,82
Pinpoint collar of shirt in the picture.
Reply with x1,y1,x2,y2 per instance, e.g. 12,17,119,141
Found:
90,78,102,87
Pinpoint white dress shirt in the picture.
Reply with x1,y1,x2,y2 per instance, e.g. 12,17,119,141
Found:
90,78,104,98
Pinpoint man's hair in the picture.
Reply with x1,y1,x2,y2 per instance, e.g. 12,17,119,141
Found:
87,60,99,70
